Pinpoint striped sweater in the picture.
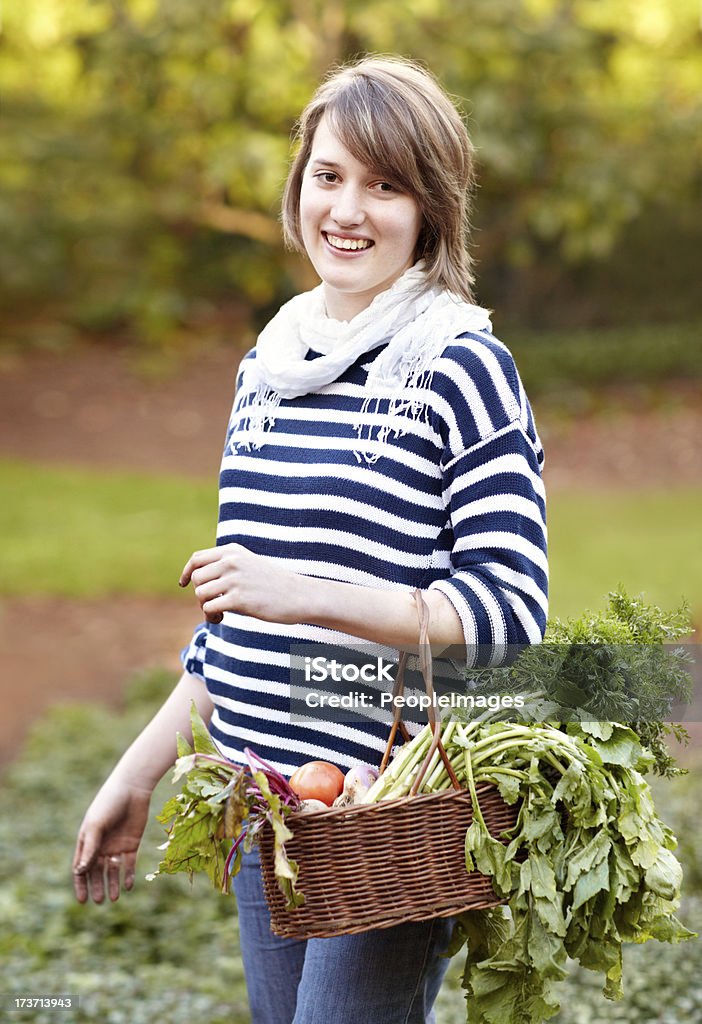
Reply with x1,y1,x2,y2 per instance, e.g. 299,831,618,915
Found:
181,329,548,776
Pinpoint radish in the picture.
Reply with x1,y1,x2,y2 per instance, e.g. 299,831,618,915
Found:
341,764,379,805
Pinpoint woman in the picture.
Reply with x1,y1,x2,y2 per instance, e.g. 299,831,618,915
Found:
73,56,548,1023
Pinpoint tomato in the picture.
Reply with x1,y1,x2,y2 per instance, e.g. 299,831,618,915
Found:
289,761,345,806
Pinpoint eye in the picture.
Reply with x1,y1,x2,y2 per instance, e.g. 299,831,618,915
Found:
313,171,338,185
372,180,400,194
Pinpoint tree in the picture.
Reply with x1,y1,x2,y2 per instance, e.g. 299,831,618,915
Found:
1,0,700,341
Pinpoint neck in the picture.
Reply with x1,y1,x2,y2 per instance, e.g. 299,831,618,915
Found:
321,286,374,323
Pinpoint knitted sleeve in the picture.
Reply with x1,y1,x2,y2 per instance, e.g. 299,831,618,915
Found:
426,333,548,659
180,622,209,682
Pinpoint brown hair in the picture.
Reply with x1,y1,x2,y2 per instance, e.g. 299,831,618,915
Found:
281,55,477,302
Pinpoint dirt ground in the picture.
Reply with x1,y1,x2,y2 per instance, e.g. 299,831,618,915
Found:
1,344,701,764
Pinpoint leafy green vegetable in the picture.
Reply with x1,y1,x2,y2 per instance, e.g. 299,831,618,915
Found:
148,703,301,898
456,587,694,778
367,713,695,1024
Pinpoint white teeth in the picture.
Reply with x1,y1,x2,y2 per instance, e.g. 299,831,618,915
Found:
326,234,372,251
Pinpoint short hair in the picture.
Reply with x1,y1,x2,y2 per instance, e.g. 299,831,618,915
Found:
281,55,477,302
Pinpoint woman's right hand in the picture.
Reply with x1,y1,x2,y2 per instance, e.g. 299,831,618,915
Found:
72,776,153,904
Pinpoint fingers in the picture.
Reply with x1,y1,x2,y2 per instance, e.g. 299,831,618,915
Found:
194,578,229,603
123,851,138,892
190,562,225,589
188,556,234,625
73,824,131,904
87,858,107,904
179,546,224,588
72,853,129,904
71,823,99,902
106,855,122,902
72,866,90,904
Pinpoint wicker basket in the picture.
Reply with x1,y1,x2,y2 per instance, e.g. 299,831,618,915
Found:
260,781,516,938
259,591,517,939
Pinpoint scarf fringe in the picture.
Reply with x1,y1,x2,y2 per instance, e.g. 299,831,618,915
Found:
229,385,281,453
354,358,437,463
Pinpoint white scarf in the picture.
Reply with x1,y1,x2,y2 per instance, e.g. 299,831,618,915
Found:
236,263,492,457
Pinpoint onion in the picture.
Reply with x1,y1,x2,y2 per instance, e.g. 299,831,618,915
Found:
298,799,329,814
289,761,345,806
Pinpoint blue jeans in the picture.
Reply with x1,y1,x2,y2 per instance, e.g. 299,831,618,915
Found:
232,846,455,1024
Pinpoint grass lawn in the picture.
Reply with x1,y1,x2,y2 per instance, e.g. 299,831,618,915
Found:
548,488,702,624
1,457,700,626
0,458,217,597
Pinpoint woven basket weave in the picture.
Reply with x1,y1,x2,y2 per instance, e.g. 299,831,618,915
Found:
259,591,517,939
259,781,517,938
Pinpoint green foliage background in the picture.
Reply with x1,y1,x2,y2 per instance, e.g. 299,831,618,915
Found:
2,0,701,345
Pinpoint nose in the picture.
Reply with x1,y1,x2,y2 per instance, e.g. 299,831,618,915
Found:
330,184,365,228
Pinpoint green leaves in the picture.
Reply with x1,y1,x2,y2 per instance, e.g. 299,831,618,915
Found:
250,770,303,910
4,2,702,341
448,715,695,1024
150,703,303,903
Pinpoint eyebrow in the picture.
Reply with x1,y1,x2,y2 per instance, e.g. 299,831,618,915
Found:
309,159,343,170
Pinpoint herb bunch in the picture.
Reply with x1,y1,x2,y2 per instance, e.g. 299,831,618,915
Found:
464,587,693,777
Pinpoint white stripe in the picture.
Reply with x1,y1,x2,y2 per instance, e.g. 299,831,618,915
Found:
425,391,463,451
210,685,395,735
238,398,440,444
203,647,401,688
221,453,444,509
227,422,442,478
453,530,549,576
219,486,440,537
217,612,399,659
215,520,435,567
209,713,390,770
499,588,545,643
456,339,521,423
459,572,508,652
432,358,493,438
207,632,289,667
446,449,546,503
482,562,549,614
451,492,546,530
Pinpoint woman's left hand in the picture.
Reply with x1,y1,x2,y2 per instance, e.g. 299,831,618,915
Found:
179,543,303,625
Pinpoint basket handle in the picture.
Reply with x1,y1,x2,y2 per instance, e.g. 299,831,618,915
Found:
378,590,461,794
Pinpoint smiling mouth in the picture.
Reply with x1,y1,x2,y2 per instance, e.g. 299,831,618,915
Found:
324,233,374,252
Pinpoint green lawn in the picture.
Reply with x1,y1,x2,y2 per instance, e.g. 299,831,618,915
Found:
0,458,217,597
548,488,702,623
1,458,700,626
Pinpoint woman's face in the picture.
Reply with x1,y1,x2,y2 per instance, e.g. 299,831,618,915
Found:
299,116,423,322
